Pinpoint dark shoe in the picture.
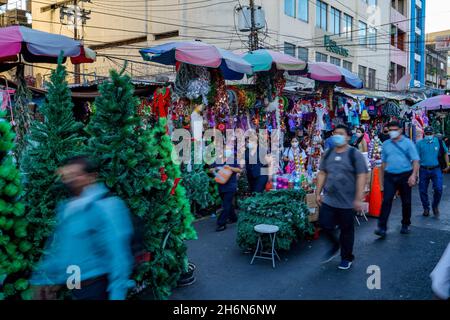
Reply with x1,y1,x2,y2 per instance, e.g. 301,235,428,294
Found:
321,246,340,264
423,209,430,217
374,228,386,238
216,225,226,232
227,217,238,224
338,260,353,270
400,225,410,234
433,207,440,218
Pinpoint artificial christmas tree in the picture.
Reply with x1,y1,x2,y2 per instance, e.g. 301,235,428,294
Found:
86,67,196,299
12,64,32,159
0,111,31,300
20,57,85,272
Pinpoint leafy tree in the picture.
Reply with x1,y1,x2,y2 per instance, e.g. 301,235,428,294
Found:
21,57,85,275
87,67,196,299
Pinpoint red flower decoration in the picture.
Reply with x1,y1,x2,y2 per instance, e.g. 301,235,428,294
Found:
218,123,226,131
159,167,168,182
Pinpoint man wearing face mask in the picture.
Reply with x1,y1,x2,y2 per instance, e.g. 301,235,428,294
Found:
416,127,449,217
375,121,420,238
316,125,368,270
30,156,134,300
211,147,242,232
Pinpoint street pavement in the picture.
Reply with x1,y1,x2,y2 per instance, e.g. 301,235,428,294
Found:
170,174,450,300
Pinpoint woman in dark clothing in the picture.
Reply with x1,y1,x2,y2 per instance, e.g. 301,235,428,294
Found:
210,148,242,232
351,127,368,153
244,139,269,193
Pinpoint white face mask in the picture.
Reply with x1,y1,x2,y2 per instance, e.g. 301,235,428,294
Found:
291,142,299,148
247,142,255,149
356,133,363,138
389,130,400,139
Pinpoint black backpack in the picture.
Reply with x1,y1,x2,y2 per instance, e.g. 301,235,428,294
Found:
438,138,448,170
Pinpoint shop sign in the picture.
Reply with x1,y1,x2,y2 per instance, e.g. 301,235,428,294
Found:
324,35,349,57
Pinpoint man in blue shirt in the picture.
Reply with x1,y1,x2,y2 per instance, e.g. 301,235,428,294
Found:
31,156,134,300
416,127,449,217
375,121,420,238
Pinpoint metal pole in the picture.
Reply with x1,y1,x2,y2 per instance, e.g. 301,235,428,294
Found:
249,0,258,51
74,0,80,84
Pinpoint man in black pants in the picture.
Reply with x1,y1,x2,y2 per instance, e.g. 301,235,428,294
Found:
315,125,368,270
245,139,269,193
375,121,420,238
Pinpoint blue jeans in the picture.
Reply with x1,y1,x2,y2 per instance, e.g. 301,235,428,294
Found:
218,191,237,227
419,167,443,210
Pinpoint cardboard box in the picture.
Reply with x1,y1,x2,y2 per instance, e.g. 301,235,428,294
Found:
308,208,319,222
306,193,319,222
306,193,318,208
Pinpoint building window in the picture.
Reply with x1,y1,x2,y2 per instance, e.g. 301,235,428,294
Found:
343,14,353,40
330,56,341,66
416,6,422,29
415,34,422,55
358,65,367,85
316,52,328,62
298,47,308,62
284,42,296,57
389,62,396,83
359,21,367,46
330,7,341,35
397,64,406,81
368,27,377,49
316,0,327,30
343,60,353,71
415,60,420,81
397,29,406,51
390,25,396,47
394,0,406,15
368,68,376,89
284,0,308,22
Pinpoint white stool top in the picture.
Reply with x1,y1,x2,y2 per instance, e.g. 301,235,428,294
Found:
254,224,279,234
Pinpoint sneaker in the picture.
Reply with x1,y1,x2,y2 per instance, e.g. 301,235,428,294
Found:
400,225,410,234
374,228,387,238
432,207,440,218
321,246,340,264
422,209,430,217
216,225,226,232
338,260,353,270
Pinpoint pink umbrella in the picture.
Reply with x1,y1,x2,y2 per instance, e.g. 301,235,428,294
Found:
415,95,450,110
140,41,222,68
298,62,363,89
0,25,93,65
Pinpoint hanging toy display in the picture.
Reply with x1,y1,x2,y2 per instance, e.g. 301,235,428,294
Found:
175,63,210,105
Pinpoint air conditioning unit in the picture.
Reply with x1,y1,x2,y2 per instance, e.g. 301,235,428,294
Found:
237,6,265,32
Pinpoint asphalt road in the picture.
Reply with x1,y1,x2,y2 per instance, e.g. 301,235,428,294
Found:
170,174,450,300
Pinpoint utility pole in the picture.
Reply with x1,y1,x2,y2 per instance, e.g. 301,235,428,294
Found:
248,0,259,51
74,0,80,84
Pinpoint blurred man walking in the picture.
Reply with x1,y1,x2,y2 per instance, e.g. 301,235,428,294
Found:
31,156,134,300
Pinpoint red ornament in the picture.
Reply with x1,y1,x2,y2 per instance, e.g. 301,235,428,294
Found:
170,178,182,195
218,123,226,131
159,167,168,182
